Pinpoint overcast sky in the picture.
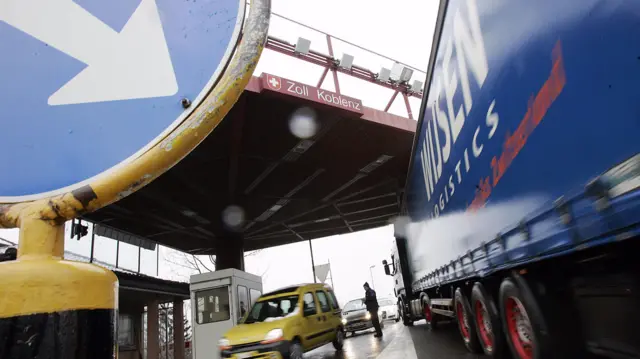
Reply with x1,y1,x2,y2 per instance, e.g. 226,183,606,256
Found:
0,0,439,307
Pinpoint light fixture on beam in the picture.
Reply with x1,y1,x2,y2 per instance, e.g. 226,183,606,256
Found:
378,67,391,82
411,80,424,93
295,37,311,55
391,63,404,81
399,67,414,83
340,54,354,70
391,63,414,83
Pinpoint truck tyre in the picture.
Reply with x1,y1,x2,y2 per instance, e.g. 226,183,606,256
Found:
421,293,440,329
454,287,483,353
471,282,507,358
499,272,585,359
399,301,413,326
499,276,547,359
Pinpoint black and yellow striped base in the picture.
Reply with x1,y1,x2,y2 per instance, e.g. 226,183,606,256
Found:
0,257,119,359
0,309,116,359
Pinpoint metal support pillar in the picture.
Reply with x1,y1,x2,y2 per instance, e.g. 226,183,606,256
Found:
325,34,341,94
115,239,120,268
216,233,245,271
90,223,96,263
147,301,160,359
309,239,317,283
402,92,414,120
0,215,118,359
328,258,335,289
173,300,185,359
384,90,399,112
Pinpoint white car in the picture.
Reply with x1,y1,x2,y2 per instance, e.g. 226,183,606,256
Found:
377,298,400,322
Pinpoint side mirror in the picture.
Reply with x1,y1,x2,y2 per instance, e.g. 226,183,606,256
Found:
382,260,391,276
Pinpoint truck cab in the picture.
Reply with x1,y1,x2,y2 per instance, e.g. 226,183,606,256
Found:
382,220,415,326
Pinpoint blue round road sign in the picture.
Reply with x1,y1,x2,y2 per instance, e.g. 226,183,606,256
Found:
0,0,245,202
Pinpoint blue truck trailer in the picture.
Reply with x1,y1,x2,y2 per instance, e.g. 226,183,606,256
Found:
382,0,640,358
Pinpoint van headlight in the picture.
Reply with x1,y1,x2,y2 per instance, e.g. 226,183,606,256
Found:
218,338,231,350
261,329,284,344
365,312,371,320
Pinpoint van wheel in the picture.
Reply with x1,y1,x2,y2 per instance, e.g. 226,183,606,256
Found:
288,341,304,359
333,329,345,350
455,287,482,353
471,282,507,358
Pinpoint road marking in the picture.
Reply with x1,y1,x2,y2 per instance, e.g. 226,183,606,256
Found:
376,325,418,359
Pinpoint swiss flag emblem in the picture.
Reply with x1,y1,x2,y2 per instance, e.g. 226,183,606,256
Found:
266,75,281,90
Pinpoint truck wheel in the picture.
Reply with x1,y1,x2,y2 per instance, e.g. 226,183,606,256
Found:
471,282,507,358
399,301,413,326
499,273,584,359
499,276,549,359
454,287,482,353
421,294,439,329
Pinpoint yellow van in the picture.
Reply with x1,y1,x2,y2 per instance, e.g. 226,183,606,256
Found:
219,283,344,359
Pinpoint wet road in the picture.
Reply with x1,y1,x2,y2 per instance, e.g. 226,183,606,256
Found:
305,321,405,359
304,319,485,359
408,320,484,359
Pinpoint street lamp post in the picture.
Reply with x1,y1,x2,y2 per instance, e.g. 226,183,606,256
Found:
369,265,376,289
309,240,317,283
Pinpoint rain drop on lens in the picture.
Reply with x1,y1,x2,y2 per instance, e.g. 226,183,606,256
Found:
222,205,245,229
289,107,318,139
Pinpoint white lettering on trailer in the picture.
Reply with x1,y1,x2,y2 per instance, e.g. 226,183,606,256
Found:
486,100,499,139
419,0,501,218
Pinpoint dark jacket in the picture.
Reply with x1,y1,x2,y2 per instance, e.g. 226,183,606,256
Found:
364,288,379,312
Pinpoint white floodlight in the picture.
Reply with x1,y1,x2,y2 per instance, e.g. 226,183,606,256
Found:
399,67,414,83
411,80,424,93
340,54,354,70
378,67,391,82
391,62,404,81
390,62,414,83
295,37,311,54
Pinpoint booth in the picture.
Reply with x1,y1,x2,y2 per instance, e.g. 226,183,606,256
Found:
190,269,263,359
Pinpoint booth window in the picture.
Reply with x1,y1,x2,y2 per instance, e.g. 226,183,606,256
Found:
249,289,262,307
118,313,135,348
315,291,331,313
196,286,230,324
238,285,249,320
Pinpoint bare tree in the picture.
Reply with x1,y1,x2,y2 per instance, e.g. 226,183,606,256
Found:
164,249,266,276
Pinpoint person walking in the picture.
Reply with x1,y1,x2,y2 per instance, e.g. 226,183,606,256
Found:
363,282,383,338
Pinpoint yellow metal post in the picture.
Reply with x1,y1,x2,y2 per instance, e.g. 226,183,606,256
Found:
0,210,118,358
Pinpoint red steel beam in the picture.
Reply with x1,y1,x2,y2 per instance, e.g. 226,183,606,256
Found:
265,37,422,99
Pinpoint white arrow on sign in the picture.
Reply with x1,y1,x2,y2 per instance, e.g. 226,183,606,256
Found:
0,0,178,106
